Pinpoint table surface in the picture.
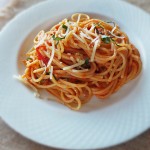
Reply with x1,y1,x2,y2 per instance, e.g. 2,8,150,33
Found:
0,0,150,150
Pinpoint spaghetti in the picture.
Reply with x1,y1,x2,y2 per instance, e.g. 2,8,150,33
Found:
20,13,142,110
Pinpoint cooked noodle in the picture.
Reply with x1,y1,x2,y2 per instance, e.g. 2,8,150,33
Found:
19,13,142,110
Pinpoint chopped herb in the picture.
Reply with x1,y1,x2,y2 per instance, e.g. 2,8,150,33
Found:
67,19,70,22
111,38,122,47
62,24,68,30
115,43,122,47
94,22,104,29
113,41,122,47
85,58,89,65
52,34,65,45
52,35,65,41
111,38,115,42
82,58,90,69
106,21,115,27
94,27,99,34
46,72,50,75
53,74,57,80
101,36,111,44
101,35,122,46
26,57,32,61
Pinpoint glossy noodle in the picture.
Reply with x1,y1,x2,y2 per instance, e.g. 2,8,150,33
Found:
19,13,142,110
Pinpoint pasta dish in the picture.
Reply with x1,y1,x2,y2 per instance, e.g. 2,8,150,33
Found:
18,13,142,110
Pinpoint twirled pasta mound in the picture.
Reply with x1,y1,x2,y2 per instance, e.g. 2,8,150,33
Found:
19,13,142,110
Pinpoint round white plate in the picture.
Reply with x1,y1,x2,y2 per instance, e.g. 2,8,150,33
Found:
0,0,150,149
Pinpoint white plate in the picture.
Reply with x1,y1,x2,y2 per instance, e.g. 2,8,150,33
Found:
0,0,150,149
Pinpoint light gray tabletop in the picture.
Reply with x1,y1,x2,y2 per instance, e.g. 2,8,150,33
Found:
0,0,150,150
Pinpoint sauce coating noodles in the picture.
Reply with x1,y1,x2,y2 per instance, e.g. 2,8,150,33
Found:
20,14,142,110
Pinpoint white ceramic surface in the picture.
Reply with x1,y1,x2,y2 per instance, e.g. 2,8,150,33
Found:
0,0,150,149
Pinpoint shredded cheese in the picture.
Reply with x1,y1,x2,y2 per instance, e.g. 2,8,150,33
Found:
34,33,47,48
111,42,115,51
80,31,93,40
110,24,125,39
90,35,101,45
50,66,53,80
43,64,47,74
83,28,97,37
90,39,99,62
44,41,52,50
80,32,90,50
77,14,81,24
72,69,89,73
89,24,95,31
70,56,76,63
73,33,85,43
47,39,55,67
63,60,85,70
111,24,117,33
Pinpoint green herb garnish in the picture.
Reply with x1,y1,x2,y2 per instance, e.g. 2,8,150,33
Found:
62,24,68,31
53,74,57,80
52,35,65,41
82,58,90,69
101,35,122,46
46,72,50,75
115,42,122,47
94,22,104,29
112,41,122,47
101,36,111,44
94,27,99,34
106,21,115,27
94,23,104,35
85,58,89,65
26,57,32,61
111,38,122,47
52,34,65,45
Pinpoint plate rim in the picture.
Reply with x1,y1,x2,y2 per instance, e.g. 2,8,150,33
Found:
0,0,150,149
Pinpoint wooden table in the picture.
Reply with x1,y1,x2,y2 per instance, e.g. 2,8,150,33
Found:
0,0,150,149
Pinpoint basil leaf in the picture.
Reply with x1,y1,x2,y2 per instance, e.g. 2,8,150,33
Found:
52,34,55,39
82,58,90,68
85,58,89,65
115,42,122,47
52,35,65,45
62,24,68,30
55,37,65,41
52,35,65,41
101,36,111,44
26,57,32,61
